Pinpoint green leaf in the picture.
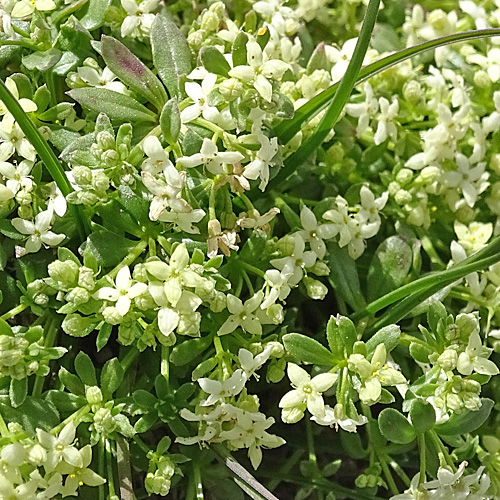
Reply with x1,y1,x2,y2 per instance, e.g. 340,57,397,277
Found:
199,46,231,77
68,88,157,123
133,389,158,407
365,324,400,357
328,244,366,311
22,48,62,71
170,336,212,366
100,358,124,398
160,98,181,144
80,0,110,30
151,14,192,97
74,351,97,386
410,400,436,434
101,36,167,110
96,323,112,352
409,342,432,364
436,399,494,436
0,318,12,336
84,230,137,268
9,377,27,408
283,333,335,366
1,397,60,432
59,367,85,395
134,412,158,433
232,32,248,67
45,390,87,412
378,408,416,444
326,315,357,361
367,235,413,302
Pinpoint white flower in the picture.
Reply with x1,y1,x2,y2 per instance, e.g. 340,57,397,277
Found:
177,138,244,176
243,134,278,191
12,210,65,254
374,97,399,145
457,330,499,376
218,291,264,336
158,207,206,234
442,154,488,208
0,160,33,196
93,266,148,315
198,369,247,406
253,0,299,36
0,114,36,162
0,77,37,117
47,182,67,217
141,135,172,175
311,403,368,432
297,206,336,259
120,0,159,38
77,63,127,94
327,38,358,82
279,363,338,420
11,0,55,18
36,422,82,473
357,186,388,227
181,73,219,124
345,82,379,137
450,241,486,297
454,221,492,254
261,267,292,309
238,345,274,380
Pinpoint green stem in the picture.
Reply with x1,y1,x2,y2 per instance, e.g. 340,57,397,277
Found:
428,430,456,470
50,404,90,435
418,434,426,485
379,454,399,496
0,77,87,241
306,419,317,466
161,345,170,381
266,449,304,491
133,435,152,454
270,0,380,186
1,303,28,320
109,239,148,278
209,181,217,220
120,347,140,372
105,438,117,497
192,462,205,500
98,438,105,500
276,28,500,144
239,260,265,278
388,458,411,488
32,316,59,398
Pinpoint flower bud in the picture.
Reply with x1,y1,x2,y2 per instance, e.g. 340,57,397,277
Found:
93,407,117,435
303,277,328,300
96,131,115,151
474,70,491,89
78,266,95,290
309,261,330,276
436,349,457,371
48,260,79,288
209,290,226,312
403,80,423,104
219,78,244,101
201,10,219,31
394,189,412,205
73,166,92,185
395,168,413,186
277,234,295,256
419,166,440,184
146,472,172,496
93,171,110,192
86,385,104,408
28,444,47,466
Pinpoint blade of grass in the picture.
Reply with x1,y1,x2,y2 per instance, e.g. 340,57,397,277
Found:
0,77,87,240
276,28,500,146
269,0,380,189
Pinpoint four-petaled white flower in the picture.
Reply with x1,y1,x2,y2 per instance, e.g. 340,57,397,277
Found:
198,369,247,406
374,97,399,145
177,138,244,176
312,403,368,432
297,205,336,259
12,210,65,254
243,134,279,191
279,363,338,421
218,291,264,336
238,345,274,380
457,329,499,376
0,159,33,196
181,73,220,124
93,266,148,316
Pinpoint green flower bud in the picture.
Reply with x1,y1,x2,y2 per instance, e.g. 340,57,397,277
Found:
86,385,104,408
266,303,284,324
474,70,491,89
490,155,500,175
201,10,219,31
177,312,201,336
48,260,79,288
103,307,124,326
93,171,110,192
93,407,117,435
406,204,426,227
73,166,93,185
0,336,28,367
395,168,413,186
277,234,295,256
101,149,120,167
281,405,306,424
65,287,91,306
146,472,172,496
267,358,286,383
9,363,27,380
78,267,95,290
419,166,441,184
403,80,423,104
310,69,331,90
28,443,47,466
219,78,244,101
388,181,401,196
436,349,457,371
394,189,412,205
309,261,330,276
209,290,226,312
187,31,204,51
209,1,225,17
96,131,115,151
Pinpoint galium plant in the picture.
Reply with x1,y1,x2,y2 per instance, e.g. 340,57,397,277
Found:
3,0,500,498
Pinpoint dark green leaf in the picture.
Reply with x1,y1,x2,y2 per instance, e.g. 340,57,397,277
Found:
367,235,413,302
328,244,366,311
96,323,112,352
59,367,85,395
378,408,416,444
9,377,27,408
199,46,230,77
170,336,212,366
134,412,158,433
326,315,357,361
101,36,167,110
84,230,137,268
366,324,400,357
436,399,494,436
68,88,157,122
151,14,192,97
283,333,335,366
133,389,158,407
74,351,97,386
45,390,87,412
100,358,124,398
160,98,181,144
410,400,436,434
232,32,248,67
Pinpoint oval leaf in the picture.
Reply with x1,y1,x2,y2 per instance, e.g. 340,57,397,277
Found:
378,408,416,444
283,333,335,366
366,324,401,357
410,400,436,434
436,398,494,436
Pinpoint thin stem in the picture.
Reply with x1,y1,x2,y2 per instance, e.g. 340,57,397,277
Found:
193,462,205,500
120,347,140,372
239,260,265,278
1,303,28,320
105,438,117,497
0,77,87,240
270,0,380,186
133,435,152,454
32,316,59,398
379,454,399,496
428,430,456,470
109,239,148,278
0,408,9,437
161,345,170,381
50,404,90,435
388,458,411,488
98,438,105,500
418,434,426,485
266,449,304,491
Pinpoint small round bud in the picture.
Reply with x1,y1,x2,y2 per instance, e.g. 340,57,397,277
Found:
86,386,103,407
102,307,124,326
93,407,117,435
201,10,219,31
219,78,244,101
72,166,92,185
474,70,491,89
303,277,328,300
394,189,412,205
48,260,79,287
395,168,413,186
